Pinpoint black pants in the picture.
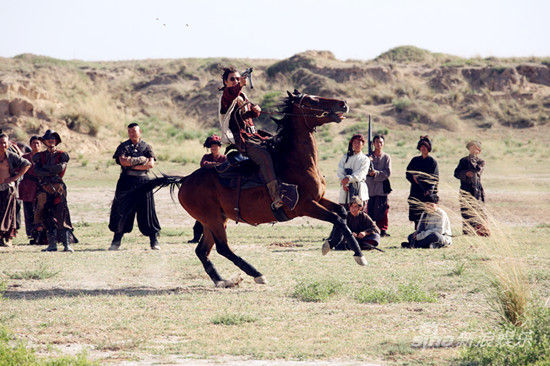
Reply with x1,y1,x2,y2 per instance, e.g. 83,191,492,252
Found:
327,225,380,250
109,174,160,236
408,232,447,248
23,201,35,238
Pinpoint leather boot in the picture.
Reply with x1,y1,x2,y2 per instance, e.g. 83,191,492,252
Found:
42,229,58,252
266,180,284,209
109,232,123,251
61,229,74,253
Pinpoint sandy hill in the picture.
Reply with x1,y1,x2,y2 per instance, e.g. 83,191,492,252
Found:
0,46,549,155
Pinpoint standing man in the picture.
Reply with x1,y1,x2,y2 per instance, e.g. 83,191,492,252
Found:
33,130,76,252
336,134,370,208
406,136,439,229
109,122,160,250
0,133,31,247
19,136,41,244
454,140,489,236
366,135,392,236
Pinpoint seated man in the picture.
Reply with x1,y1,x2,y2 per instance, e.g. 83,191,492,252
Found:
402,194,452,249
322,196,380,254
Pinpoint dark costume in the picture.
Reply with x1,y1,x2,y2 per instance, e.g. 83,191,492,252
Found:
32,134,76,252
326,211,380,250
109,139,160,248
406,139,439,229
454,155,489,236
366,151,391,233
19,151,40,242
0,151,31,243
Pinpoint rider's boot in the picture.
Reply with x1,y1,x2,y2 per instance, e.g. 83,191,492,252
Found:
266,180,284,210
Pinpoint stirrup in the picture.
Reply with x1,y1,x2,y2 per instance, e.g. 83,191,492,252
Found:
270,202,290,222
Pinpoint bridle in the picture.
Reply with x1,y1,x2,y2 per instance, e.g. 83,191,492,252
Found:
236,93,342,132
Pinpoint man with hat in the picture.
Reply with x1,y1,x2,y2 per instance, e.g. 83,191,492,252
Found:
405,135,439,229
108,122,160,250
188,134,227,243
0,132,31,247
454,140,489,236
32,129,76,252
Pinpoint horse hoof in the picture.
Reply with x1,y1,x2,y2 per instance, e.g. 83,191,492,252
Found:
254,275,267,284
354,255,367,266
321,240,331,256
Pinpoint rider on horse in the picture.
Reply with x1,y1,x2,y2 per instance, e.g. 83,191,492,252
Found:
218,67,284,211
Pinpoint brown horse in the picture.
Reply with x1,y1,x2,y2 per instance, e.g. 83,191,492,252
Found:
141,90,367,287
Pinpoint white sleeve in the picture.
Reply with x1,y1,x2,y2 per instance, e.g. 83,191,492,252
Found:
337,156,347,180
348,155,370,183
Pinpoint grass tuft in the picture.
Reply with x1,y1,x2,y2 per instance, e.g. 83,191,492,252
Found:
291,280,343,302
5,264,59,280
211,313,257,326
460,307,550,365
355,283,437,304
449,262,466,276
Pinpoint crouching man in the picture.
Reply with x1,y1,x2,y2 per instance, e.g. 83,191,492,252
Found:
402,194,452,249
322,196,380,254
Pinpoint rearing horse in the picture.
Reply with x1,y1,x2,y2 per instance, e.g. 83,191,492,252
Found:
143,90,366,287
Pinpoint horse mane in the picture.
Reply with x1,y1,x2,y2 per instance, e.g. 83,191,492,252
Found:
271,94,299,151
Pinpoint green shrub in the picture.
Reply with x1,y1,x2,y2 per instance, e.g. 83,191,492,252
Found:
392,98,412,112
460,307,550,365
292,280,343,302
63,113,98,137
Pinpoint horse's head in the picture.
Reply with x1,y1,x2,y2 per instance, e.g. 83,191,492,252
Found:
285,89,349,130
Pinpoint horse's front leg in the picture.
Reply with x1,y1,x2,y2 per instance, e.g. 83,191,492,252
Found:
209,223,266,285
302,200,366,266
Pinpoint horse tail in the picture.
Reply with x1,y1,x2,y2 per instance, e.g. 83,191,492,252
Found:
118,174,186,215
147,174,187,202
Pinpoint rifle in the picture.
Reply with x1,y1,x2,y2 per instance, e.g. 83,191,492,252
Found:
367,114,374,174
241,67,254,89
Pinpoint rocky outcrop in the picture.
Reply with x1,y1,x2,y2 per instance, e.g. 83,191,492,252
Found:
8,98,34,117
461,67,521,91
516,65,550,86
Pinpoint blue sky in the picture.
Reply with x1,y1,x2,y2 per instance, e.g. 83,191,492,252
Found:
1,0,548,61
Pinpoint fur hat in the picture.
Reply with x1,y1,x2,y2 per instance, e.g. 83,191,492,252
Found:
417,135,432,152
203,134,222,148
40,129,61,145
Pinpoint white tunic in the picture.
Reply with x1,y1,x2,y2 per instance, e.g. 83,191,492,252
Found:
336,152,370,204
416,207,453,246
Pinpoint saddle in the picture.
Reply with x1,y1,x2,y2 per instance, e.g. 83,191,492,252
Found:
213,151,299,222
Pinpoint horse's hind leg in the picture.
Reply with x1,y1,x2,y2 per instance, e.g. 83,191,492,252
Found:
194,227,225,286
209,224,266,284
